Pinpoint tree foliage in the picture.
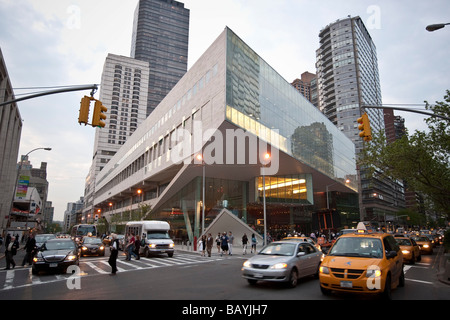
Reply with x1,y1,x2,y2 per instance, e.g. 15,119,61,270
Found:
358,90,450,218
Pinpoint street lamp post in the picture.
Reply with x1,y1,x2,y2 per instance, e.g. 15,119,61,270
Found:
426,23,450,32
262,152,271,246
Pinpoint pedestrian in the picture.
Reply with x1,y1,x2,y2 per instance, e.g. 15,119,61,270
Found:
251,233,257,253
108,234,120,275
200,235,206,257
5,236,19,270
220,232,229,256
216,233,221,253
126,233,138,261
21,233,36,266
228,231,234,255
206,233,214,257
134,235,141,260
242,233,248,255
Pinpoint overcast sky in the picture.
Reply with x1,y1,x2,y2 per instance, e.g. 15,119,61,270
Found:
1,0,449,221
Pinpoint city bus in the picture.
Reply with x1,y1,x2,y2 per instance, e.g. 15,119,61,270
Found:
71,224,98,243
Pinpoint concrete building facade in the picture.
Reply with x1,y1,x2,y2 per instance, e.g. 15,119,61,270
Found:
0,48,22,235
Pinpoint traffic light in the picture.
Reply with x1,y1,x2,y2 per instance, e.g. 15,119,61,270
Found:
357,113,372,142
78,96,91,125
92,100,107,128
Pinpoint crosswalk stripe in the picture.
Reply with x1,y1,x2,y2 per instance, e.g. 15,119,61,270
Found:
3,270,14,290
86,261,108,274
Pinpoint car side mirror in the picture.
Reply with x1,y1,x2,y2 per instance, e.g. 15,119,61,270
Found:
386,251,397,259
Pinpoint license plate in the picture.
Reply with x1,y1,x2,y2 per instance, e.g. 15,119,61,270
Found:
49,263,58,268
340,281,352,288
254,273,264,279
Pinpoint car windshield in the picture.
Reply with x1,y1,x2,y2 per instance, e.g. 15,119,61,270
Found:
412,236,429,242
395,238,412,246
35,234,56,243
328,237,383,258
146,231,170,239
44,240,75,251
259,243,296,256
83,237,102,244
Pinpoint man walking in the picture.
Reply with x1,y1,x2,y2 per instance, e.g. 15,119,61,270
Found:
228,231,234,256
206,233,214,257
22,233,36,266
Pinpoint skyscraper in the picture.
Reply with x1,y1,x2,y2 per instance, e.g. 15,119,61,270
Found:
316,16,405,223
83,54,149,219
131,0,190,116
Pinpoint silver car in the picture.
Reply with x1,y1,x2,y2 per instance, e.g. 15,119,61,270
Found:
242,241,323,288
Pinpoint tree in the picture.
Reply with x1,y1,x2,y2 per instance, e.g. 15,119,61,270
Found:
359,90,450,218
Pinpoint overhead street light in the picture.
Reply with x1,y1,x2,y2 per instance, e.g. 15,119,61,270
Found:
426,23,450,32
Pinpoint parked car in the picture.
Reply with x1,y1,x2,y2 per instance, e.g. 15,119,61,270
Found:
32,238,80,275
242,241,322,288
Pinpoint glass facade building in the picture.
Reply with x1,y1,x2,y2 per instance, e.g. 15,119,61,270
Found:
131,0,190,116
94,28,358,243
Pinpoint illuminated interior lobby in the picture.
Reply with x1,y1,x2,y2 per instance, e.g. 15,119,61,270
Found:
93,28,359,243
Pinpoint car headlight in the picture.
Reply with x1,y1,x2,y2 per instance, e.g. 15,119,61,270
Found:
99,246,105,250
65,255,77,262
366,269,381,278
33,257,44,263
270,263,288,269
423,244,429,248
243,260,251,268
402,250,410,255
169,243,175,248
82,246,88,251
319,266,329,274
149,244,156,248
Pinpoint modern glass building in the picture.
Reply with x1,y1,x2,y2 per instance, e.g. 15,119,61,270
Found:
94,28,358,243
131,0,190,116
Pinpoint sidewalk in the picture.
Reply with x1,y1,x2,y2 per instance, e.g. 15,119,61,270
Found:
436,246,450,285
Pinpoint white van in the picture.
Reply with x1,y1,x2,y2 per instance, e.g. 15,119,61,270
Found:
125,221,175,257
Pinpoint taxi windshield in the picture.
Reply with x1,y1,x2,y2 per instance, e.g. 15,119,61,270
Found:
328,237,383,259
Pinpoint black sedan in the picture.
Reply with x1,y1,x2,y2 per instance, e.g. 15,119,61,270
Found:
80,237,105,257
32,238,80,274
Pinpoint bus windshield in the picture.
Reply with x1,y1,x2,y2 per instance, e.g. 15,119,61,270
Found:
73,225,97,237
146,231,170,239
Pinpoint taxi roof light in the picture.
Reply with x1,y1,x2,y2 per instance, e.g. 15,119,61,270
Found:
356,222,368,233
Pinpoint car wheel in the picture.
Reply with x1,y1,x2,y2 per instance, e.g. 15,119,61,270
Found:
247,279,258,285
168,252,174,257
320,285,331,296
382,274,392,300
287,269,298,288
410,253,415,265
398,266,405,287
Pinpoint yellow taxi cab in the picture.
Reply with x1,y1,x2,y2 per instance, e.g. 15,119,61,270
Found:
410,236,433,255
395,237,421,264
319,223,404,300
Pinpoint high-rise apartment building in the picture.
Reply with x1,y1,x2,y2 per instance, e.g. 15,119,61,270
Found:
131,0,190,116
316,16,405,223
83,54,149,219
291,71,317,106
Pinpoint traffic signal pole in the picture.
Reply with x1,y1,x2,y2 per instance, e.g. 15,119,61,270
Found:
0,84,98,107
363,105,450,121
